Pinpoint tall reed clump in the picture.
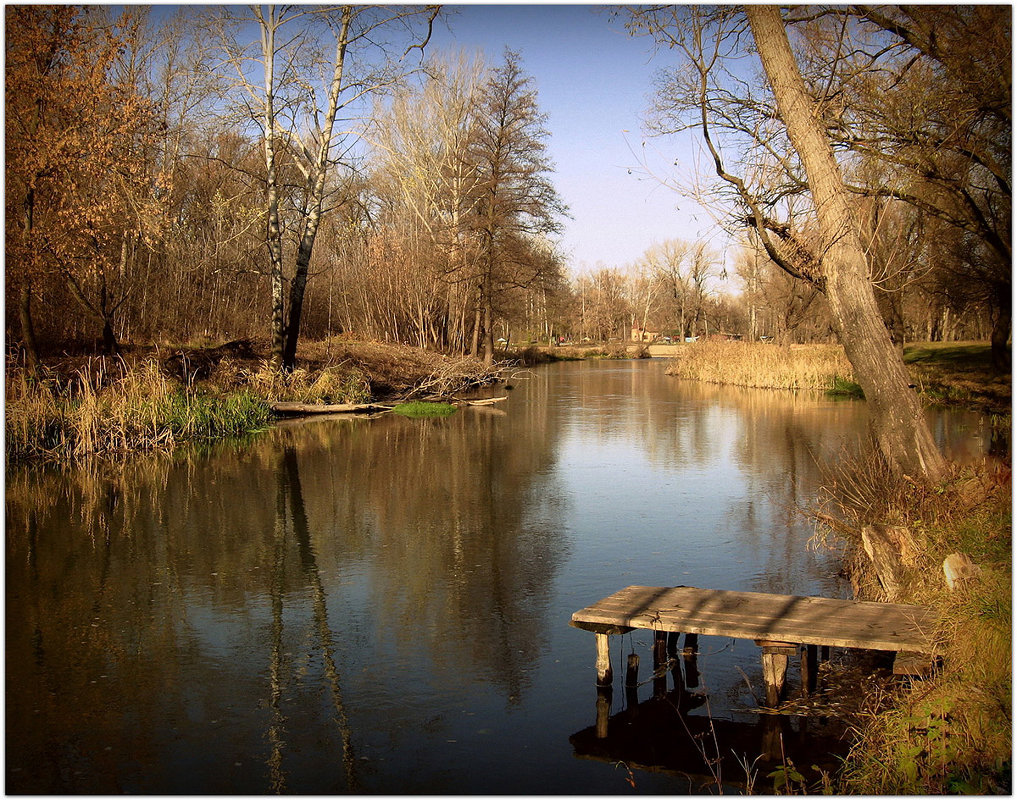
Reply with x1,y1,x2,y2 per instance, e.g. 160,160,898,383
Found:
666,341,855,392
243,361,371,404
814,450,1011,793
6,359,272,461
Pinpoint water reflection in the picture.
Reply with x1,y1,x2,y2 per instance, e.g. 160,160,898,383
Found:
6,360,994,793
6,393,570,792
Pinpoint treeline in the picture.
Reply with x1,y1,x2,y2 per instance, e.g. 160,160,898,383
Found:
5,6,1009,369
570,231,1000,345
5,5,566,369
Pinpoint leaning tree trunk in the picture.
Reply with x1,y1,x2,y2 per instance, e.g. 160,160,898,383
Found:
281,7,353,372
990,280,1011,373
746,5,947,484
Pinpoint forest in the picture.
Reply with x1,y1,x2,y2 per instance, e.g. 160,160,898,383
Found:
5,5,1010,371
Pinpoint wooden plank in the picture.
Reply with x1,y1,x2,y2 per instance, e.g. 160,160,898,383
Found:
571,585,937,654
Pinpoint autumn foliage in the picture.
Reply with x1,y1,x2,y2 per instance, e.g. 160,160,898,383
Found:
6,6,167,360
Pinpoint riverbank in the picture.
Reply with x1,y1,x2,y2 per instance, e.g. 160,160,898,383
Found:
661,340,1011,415
5,338,502,461
817,457,1011,793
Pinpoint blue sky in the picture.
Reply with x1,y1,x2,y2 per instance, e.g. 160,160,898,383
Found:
429,4,731,275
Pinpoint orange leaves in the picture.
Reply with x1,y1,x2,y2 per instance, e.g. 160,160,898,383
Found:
5,6,167,282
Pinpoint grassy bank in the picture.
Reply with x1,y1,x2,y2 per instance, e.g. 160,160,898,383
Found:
816,457,1011,793
665,341,855,391
665,340,1011,413
6,338,501,462
6,359,273,461
904,341,1011,415
502,342,651,364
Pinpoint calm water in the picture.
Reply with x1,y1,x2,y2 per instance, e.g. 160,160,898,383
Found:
6,360,994,794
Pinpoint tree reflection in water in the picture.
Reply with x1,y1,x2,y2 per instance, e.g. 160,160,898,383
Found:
5,361,993,793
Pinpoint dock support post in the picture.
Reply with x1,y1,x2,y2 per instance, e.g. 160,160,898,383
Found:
683,634,700,688
625,653,640,708
666,631,680,656
801,645,819,695
761,652,788,706
757,641,795,706
625,653,640,687
652,631,668,698
595,633,613,687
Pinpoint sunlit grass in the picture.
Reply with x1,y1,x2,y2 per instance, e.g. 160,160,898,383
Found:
391,401,456,418
904,342,1011,415
815,453,1012,793
6,359,271,461
666,341,854,391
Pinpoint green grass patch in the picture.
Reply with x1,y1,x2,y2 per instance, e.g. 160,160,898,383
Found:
827,374,865,399
391,401,456,418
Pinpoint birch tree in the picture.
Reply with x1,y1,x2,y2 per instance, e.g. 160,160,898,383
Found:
213,5,439,370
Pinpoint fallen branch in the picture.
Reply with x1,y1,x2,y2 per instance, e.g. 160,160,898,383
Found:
452,396,507,407
270,401,394,416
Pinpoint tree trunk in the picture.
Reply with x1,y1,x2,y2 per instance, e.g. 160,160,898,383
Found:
482,296,494,365
19,280,39,374
281,7,353,372
746,5,946,484
990,281,1011,373
258,8,286,370
470,287,482,358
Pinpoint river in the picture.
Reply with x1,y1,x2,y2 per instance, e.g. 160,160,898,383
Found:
5,359,994,793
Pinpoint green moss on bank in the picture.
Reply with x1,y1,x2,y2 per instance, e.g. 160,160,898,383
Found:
391,401,456,418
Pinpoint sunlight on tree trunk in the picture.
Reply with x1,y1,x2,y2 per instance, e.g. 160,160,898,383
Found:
746,5,947,484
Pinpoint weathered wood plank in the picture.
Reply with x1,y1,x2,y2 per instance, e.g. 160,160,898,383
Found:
571,585,937,654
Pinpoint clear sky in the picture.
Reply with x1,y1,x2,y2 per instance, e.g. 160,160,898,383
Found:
428,4,732,276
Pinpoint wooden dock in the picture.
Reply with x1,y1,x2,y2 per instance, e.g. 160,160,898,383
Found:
571,585,938,705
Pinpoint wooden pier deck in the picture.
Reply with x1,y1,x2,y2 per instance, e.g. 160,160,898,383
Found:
571,585,938,704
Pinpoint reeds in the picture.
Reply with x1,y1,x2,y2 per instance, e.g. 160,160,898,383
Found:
242,361,371,405
666,341,855,392
6,359,271,461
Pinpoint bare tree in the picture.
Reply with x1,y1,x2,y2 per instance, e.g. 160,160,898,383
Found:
745,5,946,482
212,4,439,370
370,51,488,352
629,5,948,483
470,49,568,363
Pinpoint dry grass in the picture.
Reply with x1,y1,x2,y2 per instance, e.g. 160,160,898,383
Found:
301,338,501,399
813,452,1012,793
666,341,854,391
6,358,271,461
6,338,504,461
